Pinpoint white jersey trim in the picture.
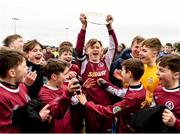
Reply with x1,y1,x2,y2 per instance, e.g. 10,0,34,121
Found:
129,85,143,91
162,87,180,92
0,83,19,93
44,84,59,91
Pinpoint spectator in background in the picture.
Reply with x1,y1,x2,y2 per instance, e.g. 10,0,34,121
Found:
3,34,24,51
110,36,145,88
44,46,54,61
158,43,173,58
51,47,59,58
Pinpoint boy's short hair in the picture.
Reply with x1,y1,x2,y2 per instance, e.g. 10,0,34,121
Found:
3,34,22,47
165,43,173,47
59,46,73,56
85,38,102,50
141,38,162,54
131,36,145,47
44,59,70,80
121,58,144,81
59,41,73,48
0,49,25,78
23,39,43,53
157,54,180,73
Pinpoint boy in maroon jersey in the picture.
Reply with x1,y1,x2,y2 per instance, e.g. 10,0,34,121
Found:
0,48,51,133
58,45,80,80
38,59,81,133
77,58,146,133
152,54,180,132
58,46,84,132
75,13,118,133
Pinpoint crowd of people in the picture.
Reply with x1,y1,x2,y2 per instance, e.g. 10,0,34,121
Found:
0,13,180,133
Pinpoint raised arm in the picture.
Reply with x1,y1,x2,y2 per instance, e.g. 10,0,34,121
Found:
75,13,87,60
105,15,118,70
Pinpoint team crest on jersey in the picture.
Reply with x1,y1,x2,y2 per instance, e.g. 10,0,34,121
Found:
98,62,104,67
165,101,174,110
147,77,153,85
25,94,31,102
113,106,121,114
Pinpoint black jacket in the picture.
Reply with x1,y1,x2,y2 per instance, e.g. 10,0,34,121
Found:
129,105,177,133
12,98,50,133
26,61,46,99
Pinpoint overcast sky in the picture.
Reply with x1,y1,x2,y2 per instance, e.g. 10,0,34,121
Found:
0,0,180,47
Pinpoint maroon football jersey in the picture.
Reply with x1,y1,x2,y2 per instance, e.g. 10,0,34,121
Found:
75,29,118,132
38,84,81,133
0,83,30,133
154,86,180,131
86,85,146,133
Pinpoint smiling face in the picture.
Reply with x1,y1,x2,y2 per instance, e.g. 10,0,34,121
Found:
164,45,172,54
26,44,43,65
156,54,180,89
156,65,174,88
55,66,69,88
59,51,72,64
139,45,156,65
131,41,142,58
86,42,103,63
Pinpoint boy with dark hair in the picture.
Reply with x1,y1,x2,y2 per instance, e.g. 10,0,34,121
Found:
139,37,162,107
153,54,180,132
77,58,146,133
38,59,81,133
0,49,50,133
158,42,173,57
75,13,118,132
